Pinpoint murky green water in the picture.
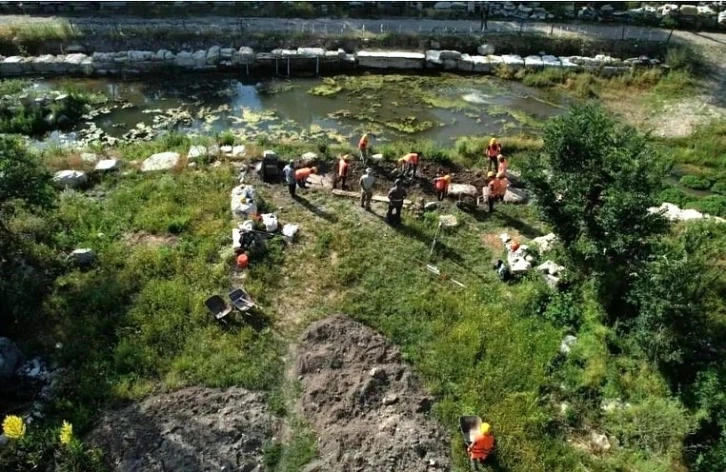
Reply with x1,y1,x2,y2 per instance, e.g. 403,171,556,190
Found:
39,73,567,147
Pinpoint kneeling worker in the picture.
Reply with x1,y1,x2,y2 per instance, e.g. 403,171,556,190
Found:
295,166,317,189
468,423,495,470
486,171,508,213
433,172,452,201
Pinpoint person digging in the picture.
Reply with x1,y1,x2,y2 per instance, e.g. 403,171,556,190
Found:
386,178,407,224
486,171,508,213
295,166,317,189
333,154,350,190
283,159,297,197
433,171,452,202
359,167,376,211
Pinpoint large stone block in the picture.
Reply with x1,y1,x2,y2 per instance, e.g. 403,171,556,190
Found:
175,51,195,68
469,55,490,73
141,152,180,172
356,51,424,69
128,50,154,62
501,54,524,70
524,55,544,70
542,55,562,68
206,45,221,65
297,47,325,58
457,53,474,72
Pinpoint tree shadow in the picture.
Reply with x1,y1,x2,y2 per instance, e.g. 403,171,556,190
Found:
470,206,541,239
294,194,338,223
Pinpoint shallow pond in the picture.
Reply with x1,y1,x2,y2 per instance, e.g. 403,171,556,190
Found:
37,73,568,147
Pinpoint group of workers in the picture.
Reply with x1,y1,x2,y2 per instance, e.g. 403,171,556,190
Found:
282,135,510,225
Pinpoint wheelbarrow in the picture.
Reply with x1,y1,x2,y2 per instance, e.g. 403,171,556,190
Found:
228,287,256,313
459,415,483,446
203,287,257,323
204,295,233,322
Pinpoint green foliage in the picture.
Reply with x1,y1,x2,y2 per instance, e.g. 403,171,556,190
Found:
263,420,317,472
523,104,669,306
218,130,236,146
522,68,567,88
679,174,712,190
693,195,726,217
0,79,28,96
666,46,709,77
712,182,726,195
0,427,105,472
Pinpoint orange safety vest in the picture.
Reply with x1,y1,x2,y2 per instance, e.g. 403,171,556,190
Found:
469,434,494,460
338,159,349,176
498,159,508,175
401,153,419,165
358,135,368,150
489,178,507,197
434,175,451,191
295,168,312,180
487,143,501,158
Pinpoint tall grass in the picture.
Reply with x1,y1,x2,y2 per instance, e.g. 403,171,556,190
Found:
0,19,79,43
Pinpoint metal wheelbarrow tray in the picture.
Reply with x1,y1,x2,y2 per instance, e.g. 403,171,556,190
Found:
204,295,233,321
459,415,483,446
228,288,256,312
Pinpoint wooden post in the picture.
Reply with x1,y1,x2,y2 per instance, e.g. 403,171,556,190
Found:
287,57,290,77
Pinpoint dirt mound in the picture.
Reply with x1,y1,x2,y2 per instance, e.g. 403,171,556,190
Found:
295,315,451,471
87,387,272,472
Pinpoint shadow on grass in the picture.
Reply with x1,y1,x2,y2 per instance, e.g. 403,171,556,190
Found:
471,206,541,239
294,194,338,223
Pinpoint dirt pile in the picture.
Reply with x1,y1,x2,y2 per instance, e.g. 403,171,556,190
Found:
295,315,451,471
87,387,272,472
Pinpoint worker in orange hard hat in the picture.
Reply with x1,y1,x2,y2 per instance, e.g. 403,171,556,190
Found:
468,422,495,470
433,171,452,202
358,133,370,164
486,138,502,173
295,166,317,189
398,152,422,178
333,155,351,190
485,171,509,213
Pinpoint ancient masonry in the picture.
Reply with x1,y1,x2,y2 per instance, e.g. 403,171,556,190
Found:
0,46,661,78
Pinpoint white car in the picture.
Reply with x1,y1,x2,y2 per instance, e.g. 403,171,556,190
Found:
719,11,726,24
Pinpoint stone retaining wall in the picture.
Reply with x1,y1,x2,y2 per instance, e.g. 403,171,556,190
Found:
0,46,661,78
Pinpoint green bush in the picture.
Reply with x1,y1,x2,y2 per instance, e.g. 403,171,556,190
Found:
666,46,709,77
218,130,236,146
522,69,568,88
711,182,726,195
680,174,711,190
693,195,726,217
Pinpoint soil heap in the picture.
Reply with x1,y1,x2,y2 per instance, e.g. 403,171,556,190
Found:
295,315,451,471
87,387,272,472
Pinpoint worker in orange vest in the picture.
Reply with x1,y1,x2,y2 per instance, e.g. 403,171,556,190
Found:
295,166,317,189
333,155,350,190
497,154,508,176
358,133,370,164
486,171,509,213
486,138,502,172
433,172,452,201
398,152,421,178
468,422,495,470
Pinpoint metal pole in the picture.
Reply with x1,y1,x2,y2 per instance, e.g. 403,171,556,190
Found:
429,222,443,258
275,58,279,76
287,57,290,77
316,56,320,76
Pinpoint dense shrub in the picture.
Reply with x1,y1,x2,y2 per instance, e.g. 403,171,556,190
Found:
711,182,726,195
679,174,711,190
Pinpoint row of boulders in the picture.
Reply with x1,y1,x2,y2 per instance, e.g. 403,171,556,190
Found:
0,45,659,78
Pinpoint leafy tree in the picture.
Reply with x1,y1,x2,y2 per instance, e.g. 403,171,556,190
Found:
0,135,54,330
523,104,670,308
